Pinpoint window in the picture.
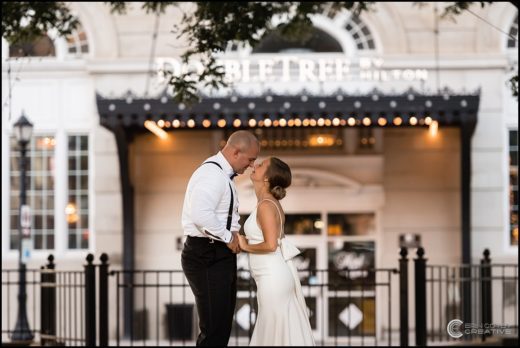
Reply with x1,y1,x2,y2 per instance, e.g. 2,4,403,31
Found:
10,136,56,250
8,133,91,252
510,129,518,246
285,213,323,235
328,213,375,236
9,35,56,57
67,135,90,249
65,24,89,56
344,16,375,50
252,26,343,53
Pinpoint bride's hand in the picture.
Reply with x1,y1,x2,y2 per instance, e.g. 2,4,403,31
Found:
237,235,248,252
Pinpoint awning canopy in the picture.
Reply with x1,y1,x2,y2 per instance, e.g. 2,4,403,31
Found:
97,88,480,132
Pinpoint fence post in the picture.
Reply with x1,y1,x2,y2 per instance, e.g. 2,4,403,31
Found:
480,249,492,341
40,254,56,345
414,247,427,346
99,253,109,346
40,265,47,345
85,254,96,346
399,247,409,346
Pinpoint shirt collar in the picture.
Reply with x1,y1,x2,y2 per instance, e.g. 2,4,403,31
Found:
216,151,236,178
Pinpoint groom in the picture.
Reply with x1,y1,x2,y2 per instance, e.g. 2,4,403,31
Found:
181,130,260,346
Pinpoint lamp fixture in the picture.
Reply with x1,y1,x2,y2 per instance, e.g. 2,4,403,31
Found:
144,120,168,139
429,120,439,137
308,134,336,147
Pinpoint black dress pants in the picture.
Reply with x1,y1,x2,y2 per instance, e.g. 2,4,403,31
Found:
181,236,237,346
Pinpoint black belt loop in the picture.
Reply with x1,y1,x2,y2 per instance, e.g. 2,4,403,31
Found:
202,161,233,231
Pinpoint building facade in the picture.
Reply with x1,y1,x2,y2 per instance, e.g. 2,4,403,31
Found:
2,2,518,344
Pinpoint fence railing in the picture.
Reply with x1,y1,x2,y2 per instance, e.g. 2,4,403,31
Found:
417,249,518,345
2,248,518,346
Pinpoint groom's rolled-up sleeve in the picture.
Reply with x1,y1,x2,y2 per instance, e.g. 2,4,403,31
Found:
189,174,233,244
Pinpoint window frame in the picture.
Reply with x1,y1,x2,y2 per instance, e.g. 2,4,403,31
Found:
8,134,57,252
2,130,94,261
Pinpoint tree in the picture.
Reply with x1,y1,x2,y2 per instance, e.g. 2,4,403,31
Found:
2,2,516,103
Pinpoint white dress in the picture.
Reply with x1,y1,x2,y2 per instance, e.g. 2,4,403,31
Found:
243,199,316,346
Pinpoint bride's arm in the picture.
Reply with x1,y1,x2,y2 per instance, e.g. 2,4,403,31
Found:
237,202,279,253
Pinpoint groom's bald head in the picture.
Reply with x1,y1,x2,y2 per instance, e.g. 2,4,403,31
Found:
222,131,260,174
226,130,259,152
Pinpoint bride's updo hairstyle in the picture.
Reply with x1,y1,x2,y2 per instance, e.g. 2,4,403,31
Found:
266,157,292,200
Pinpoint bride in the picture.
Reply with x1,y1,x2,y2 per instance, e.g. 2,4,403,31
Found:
237,157,315,346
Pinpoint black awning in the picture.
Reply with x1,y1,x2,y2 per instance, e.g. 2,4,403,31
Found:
97,88,480,131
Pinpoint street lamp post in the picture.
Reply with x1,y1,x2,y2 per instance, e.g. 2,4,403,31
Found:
11,112,34,343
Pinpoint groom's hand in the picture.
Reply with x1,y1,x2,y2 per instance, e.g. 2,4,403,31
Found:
226,232,240,254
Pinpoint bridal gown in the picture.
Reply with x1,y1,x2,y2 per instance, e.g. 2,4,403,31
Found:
243,199,316,346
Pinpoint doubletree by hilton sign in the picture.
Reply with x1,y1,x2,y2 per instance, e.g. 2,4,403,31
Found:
156,56,428,84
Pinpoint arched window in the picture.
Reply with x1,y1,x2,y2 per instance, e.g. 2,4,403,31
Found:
507,13,518,49
9,34,56,57
252,26,343,53
8,23,89,59
345,15,375,50
65,24,89,56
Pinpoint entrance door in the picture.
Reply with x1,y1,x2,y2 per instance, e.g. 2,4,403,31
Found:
234,167,384,343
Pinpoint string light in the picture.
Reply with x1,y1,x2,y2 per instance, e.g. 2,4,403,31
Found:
362,117,371,126
347,117,356,126
202,119,212,128
249,118,257,127
378,118,387,126
233,119,242,127
393,117,403,126
409,116,418,126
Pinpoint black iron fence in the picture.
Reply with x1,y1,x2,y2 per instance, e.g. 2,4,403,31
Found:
2,248,518,346
417,249,518,345
107,267,400,346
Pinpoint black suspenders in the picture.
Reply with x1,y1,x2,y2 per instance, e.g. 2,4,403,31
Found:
202,161,234,231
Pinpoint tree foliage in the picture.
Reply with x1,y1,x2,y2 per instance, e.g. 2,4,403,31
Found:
1,1,517,103
440,2,493,20
2,2,79,44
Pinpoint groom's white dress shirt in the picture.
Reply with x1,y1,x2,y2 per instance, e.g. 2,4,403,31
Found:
182,151,240,243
